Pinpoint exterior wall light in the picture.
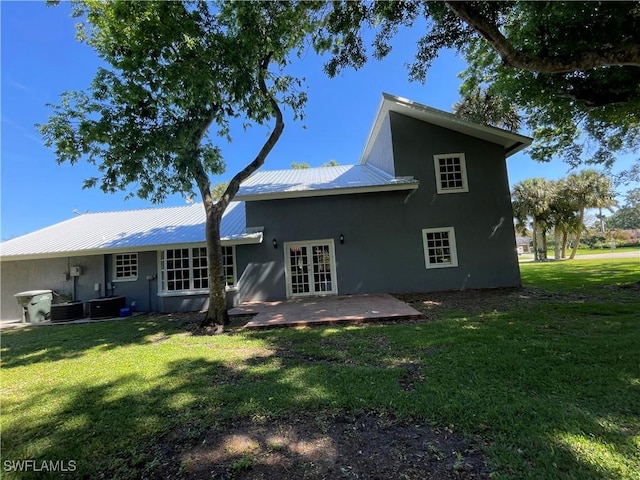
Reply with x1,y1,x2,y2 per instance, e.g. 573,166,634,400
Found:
339,233,344,244
272,238,278,249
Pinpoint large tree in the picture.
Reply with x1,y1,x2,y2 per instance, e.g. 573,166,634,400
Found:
40,0,316,328
453,86,521,131
317,1,640,169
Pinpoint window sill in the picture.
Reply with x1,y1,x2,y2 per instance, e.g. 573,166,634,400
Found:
425,263,458,269
158,286,237,297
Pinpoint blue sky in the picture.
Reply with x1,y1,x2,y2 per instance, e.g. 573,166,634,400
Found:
1,2,634,241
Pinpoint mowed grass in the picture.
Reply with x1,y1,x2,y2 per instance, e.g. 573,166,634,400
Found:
1,259,639,479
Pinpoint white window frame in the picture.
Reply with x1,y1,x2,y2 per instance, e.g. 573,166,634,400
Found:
422,227,459,269
433,153,469,194
113,253,138,282
158,244,236,295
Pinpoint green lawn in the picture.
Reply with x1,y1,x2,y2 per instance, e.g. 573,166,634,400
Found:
1,259,639,479
546,246,639,258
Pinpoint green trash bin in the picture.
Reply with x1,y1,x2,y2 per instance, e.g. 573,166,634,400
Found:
14,290,53,323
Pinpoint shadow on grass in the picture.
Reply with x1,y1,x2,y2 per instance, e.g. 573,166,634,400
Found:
0,317,187,368
2,265,639,479
2,311,638,479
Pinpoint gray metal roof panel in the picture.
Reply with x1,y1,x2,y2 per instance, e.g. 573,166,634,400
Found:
0,201,257,259
235,164,418,200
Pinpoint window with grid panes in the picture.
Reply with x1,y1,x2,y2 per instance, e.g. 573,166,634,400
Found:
422,227,458,269
114,253,138,280
191,247,209,289
433,153,468,193
162,248,191,291
221,246,236,287
161,246,236,292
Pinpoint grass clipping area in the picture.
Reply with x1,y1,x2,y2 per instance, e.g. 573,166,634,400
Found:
1,259,639,479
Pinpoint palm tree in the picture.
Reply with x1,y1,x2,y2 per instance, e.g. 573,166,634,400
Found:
565,170,616,259
548,179,582,259
512,178,556,261
453,88,521,132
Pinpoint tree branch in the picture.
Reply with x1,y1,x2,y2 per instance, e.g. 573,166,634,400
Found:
445,1,640,73
216,52,284,214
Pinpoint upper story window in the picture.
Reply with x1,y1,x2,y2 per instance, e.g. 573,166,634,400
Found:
433,153,468,194
422,227,458,269
160,246,236,293
114,253,138,281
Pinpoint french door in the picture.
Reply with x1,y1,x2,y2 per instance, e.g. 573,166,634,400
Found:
285,240,338,297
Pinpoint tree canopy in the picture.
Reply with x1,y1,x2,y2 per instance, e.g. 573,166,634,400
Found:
606,188,640,229
40,0,318,327
317,1,640,169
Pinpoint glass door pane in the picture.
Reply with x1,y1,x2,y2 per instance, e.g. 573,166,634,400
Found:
312,244,332,293
289,246,310,294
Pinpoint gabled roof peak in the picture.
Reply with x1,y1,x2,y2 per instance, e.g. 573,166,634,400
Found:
360,93,532,163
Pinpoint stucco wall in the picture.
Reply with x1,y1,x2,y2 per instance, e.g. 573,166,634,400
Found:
235,112,521,303
104,251,159,312
0,255,104,320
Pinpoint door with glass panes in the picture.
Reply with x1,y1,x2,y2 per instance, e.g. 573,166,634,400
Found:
285,240,337,297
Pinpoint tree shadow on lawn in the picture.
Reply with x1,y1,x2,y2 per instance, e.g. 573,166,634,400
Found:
0,355,487,480
0,315,189,369
2,308,638,479
4,257,638,478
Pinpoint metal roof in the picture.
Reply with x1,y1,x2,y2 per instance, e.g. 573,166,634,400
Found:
235,164,419,201
361,93,533,163
0,201,262,261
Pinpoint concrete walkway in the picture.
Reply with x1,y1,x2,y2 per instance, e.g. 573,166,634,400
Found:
229,293,424,329
519,250,639,263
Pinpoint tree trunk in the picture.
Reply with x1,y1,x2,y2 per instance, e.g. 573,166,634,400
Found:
561,230,568,259
534,217,547,261
197,53,284,329
532,218,538,261
569,208,585,259
203,202,229,328
553,225,562,259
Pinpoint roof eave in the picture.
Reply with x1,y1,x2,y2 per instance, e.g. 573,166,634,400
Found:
360,93,533,162
235,181,420,202
0,231,264,262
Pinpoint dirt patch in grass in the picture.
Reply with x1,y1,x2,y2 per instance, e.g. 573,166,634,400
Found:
171,412,488,479
396,287,572,319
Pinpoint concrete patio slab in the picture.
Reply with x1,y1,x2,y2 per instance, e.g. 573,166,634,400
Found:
229,293,424,329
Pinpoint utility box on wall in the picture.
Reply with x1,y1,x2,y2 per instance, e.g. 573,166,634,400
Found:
70,266,82,277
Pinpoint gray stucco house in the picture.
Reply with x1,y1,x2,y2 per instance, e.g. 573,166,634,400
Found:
0,93,532,321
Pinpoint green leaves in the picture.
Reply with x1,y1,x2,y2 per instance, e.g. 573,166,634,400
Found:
41,0,318,203
318,1,640,169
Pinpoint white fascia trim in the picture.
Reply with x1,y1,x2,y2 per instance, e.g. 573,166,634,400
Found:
0,234,263,262
235,181,419,202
